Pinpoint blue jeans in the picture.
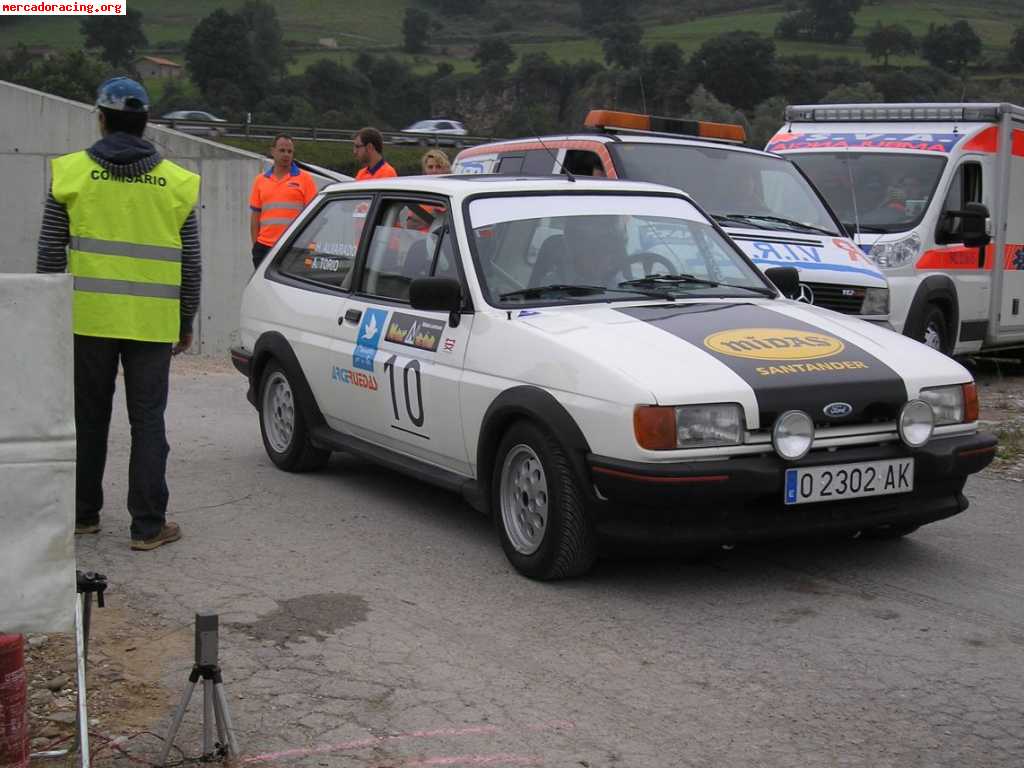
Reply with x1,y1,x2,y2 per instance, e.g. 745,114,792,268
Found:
74,335,172,540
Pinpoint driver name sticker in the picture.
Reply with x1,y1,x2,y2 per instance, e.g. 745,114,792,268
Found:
768,132,964,154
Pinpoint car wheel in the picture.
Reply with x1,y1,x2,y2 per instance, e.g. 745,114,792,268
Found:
492,421,597,580
912,303,952,355
258,360,330,472
862,522,920,540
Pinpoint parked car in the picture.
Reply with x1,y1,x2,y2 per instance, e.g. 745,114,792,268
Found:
454,109,890,324
160,110,228,137
395,119,468,146
230,175,996,580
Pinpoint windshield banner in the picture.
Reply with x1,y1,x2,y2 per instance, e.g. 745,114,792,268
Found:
768,132,965,154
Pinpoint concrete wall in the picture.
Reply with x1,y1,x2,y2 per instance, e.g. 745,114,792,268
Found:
0,80,337,355
0,274,76,633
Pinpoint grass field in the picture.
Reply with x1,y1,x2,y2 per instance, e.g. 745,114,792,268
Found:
1,0,1021,73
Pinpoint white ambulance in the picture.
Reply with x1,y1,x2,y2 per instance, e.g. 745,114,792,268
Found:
769,103,1024,355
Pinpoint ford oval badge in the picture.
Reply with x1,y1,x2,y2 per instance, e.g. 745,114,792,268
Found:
824,402,853,418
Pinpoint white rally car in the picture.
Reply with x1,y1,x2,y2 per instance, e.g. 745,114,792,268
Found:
231,176,996,580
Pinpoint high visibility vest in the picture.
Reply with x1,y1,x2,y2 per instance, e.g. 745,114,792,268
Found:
51,151,200,343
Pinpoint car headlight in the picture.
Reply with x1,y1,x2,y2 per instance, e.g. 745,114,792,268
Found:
919,382,979,424
868,233,921,269
634,403,745,450
898,399,934,447
772,410,814,460
860,286,889,316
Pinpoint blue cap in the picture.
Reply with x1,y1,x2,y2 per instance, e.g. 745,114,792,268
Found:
95,77,149,113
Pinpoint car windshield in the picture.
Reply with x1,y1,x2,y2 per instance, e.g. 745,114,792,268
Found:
787,152,947,235
610,143,840,235
467,193,773,307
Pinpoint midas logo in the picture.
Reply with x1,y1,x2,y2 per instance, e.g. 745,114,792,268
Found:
704,328,845,361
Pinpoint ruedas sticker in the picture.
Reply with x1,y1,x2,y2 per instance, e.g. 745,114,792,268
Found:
704,328,844,361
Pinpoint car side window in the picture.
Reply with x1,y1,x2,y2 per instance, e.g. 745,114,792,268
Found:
276,197,371,290
496,155,525,174
360,199,451,302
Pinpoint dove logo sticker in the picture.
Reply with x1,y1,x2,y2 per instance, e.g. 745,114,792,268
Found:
354,308,389,371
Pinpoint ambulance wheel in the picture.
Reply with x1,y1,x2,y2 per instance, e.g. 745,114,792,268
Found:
493,421,597,580
913,303,952,355
259,360,330,472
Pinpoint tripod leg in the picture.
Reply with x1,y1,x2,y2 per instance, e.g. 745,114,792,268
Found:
213,682,239,757
158,679,197,767
211,682,227,748
202,679,215,756
73,593,91,767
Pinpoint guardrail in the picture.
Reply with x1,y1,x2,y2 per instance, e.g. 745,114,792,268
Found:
150,118,500,148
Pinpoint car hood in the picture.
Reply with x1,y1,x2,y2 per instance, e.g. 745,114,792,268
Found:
724,226,886,288
511,299,970,430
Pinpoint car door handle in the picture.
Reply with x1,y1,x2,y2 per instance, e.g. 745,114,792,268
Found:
344,308,362,325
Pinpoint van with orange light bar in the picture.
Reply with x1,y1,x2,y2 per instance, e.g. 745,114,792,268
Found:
769,103,1024,355
453,108,890,323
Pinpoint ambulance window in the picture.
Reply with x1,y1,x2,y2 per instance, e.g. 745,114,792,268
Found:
939,163,982,243
496,155,525,174
275,196,370,290
563,150,605,177
523,150,558,175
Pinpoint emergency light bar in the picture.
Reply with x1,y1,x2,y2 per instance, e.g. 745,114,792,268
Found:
585,109,747,143
785,104,1001,123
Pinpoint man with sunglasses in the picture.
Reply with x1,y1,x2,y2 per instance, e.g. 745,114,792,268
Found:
353,127,398,181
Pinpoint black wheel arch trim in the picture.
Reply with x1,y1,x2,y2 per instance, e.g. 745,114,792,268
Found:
477,386,593,509
248,332,326,431
904,275,959,347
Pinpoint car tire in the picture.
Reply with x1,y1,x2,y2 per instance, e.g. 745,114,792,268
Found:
911,303,952,355
258,360,330,472
492,420,597,580
862,523,920,540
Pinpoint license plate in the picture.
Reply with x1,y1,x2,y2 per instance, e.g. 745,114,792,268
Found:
784,458,914,505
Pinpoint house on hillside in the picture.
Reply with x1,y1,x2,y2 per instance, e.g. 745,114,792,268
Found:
133,56,184,80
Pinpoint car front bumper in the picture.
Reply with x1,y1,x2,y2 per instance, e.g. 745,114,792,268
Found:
586,432,997,544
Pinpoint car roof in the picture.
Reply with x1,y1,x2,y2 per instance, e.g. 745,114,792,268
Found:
319,174,694,200
462,132,778,159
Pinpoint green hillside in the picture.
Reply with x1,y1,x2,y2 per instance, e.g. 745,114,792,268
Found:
1,0,1021,73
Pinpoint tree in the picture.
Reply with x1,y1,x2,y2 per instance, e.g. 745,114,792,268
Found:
1010,24,1024,67
239,1,288,79
473,37,516,79
7,49,110,103
640,43,691,114
80,7,147,68
863,22,915,68
686,85,748,129
600,21,644,69
822,81,883,103
690,31,778,111
776,0,861,43
578,0,635,32
402,8,431,54
921,21,982,74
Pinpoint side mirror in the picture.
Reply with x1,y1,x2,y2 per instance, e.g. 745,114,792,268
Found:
959,201,991,248
764,266,800,299
409,277,463,327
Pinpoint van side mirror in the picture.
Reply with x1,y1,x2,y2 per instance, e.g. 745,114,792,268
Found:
943,202,991,248
409,277,463,328
763,266,800,299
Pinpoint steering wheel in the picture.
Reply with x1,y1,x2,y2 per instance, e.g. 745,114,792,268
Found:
625,251,678,278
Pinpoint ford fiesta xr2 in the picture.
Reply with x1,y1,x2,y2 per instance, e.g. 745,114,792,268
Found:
231,176,996,580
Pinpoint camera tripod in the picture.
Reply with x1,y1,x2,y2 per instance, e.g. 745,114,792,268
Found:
159,614,239,765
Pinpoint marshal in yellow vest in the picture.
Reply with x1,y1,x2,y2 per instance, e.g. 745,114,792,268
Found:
51,151,200,343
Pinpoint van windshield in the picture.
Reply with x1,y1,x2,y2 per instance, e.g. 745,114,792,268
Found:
611,143,840,235
787,152,947,235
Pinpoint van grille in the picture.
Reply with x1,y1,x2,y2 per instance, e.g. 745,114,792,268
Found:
806,282,865,314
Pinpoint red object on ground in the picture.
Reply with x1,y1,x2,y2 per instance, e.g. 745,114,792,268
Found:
0,634,28,768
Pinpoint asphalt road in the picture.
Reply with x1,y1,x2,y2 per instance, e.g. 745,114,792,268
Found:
73,362,1024,768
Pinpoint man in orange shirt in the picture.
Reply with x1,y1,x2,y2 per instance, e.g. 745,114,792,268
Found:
354,127,398,181
249,134,318,269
